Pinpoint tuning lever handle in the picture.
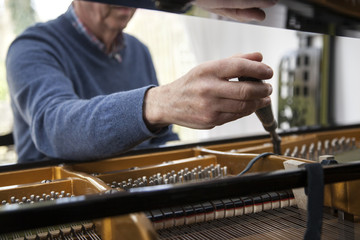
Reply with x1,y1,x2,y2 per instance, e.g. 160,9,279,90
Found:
238,77,281,154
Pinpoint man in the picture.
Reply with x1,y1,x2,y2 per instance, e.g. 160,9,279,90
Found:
6,0,275,163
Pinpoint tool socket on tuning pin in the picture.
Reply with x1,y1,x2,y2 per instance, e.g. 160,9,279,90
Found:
238,77,282,155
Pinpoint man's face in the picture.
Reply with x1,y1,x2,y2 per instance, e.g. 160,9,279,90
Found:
75,2,136,32
98,4,136,31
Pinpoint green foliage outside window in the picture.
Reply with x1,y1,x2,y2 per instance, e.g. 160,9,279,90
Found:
0,0,37,101
6,0,36,35
0,62,9,101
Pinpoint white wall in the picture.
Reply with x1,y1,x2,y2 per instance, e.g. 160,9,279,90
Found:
334,36,360,125
32,0,72,21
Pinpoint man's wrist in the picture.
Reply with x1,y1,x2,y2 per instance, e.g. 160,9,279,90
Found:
143,86,168,133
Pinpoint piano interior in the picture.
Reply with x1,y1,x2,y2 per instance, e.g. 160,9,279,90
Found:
1,0,360,239
0,127,359,239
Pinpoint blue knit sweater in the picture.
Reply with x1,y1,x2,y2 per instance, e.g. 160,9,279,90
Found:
6,11,178,163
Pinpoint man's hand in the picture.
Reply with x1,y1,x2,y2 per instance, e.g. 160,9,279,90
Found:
144,52,273,131
194,0,278,22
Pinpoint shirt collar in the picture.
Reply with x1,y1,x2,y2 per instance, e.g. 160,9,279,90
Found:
66,4,125,62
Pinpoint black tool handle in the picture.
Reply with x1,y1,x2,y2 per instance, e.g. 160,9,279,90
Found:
238,77,281,154
237,77,276,130
255,105,277,132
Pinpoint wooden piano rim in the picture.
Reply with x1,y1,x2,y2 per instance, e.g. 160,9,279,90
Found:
0,123,359,173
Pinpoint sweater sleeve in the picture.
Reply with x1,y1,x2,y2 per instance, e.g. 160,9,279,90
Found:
6,33,168,160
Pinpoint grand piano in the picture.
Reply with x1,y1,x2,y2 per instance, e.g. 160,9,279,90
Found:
0,0,360,239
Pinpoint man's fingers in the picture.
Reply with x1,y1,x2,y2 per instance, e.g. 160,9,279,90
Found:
211,57,273,80
195,0,278,9
203,96,271,126
212,80,272,100
208,8,266,22
213,96,271,113
231,52,263,62
205,97,271,126
149,51,275,130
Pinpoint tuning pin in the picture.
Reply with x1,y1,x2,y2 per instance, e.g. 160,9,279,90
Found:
345,138,351,151
324,139,330,154
283,148,290,156
308,143,315,160
331,138,339,154
352,138,357,149
223,166,228,176
317,141,322,159
339,137,346,152
291,146,299,158
300,144,307,159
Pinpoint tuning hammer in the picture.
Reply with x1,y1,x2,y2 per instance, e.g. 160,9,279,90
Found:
238,77,282,155
255,105,282,155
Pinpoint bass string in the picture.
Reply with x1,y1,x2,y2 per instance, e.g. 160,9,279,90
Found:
158,207,360,240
